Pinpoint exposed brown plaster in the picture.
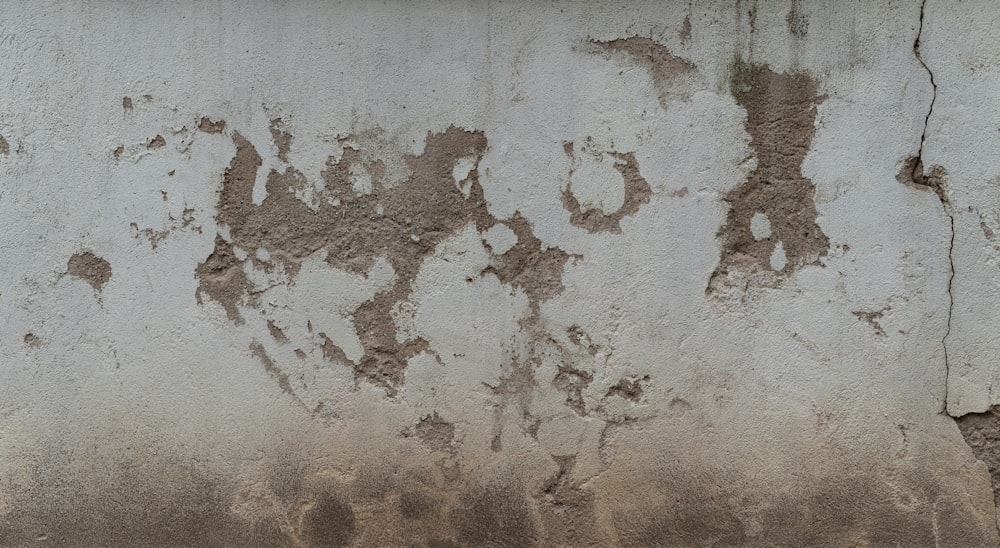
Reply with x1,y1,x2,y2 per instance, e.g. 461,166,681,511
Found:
0,135,10,155
122,96,133,112
194,235,253,323
67,251,112,291
561,144,653,234
146,135,166,149
196,125,571,395
23,333,39,347
267,320,289,343
197,117,226,134
708,59,829,292
112,145,124,160
956,407,1000,509
591,36,694,108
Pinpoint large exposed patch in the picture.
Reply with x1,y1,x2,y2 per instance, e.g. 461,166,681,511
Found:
708,59,829,293
195,125,571,395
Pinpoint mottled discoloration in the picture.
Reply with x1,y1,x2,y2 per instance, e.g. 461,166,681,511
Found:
66,251,112,291
122,96,133,112
299,494,357,546
535,455,605,546
23,333,39,347
708,59,829,292
561,143,653,234
592,36,694,107
411,412,456,453
195,126,570,395
452,470,538,547
0,457,289,547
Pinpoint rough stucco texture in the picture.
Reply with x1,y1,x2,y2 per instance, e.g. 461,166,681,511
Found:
4,0,1000,545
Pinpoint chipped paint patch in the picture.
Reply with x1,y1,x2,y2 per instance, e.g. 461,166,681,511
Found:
708,59,829,294
66,252,111,291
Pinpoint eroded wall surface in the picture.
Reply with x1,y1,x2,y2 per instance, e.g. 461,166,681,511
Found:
2,0,1000,545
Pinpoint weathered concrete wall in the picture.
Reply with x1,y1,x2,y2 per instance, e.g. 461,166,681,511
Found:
2,0,1000,545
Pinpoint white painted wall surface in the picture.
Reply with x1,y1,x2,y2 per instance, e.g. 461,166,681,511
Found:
1,1,999,545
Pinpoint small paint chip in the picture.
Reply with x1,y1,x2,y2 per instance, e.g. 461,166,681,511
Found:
122,96,133,112
198,117,226,134
147,135,166,149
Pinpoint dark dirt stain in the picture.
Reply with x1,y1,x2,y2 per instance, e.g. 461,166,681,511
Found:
591,36,694,108
23,333,39,347
112,145,124,160
267,319,289,343
251,341,293,395
122,96,133,112
0,458,288,547
535,455,603,546
786,0,808,38
898,155,948,205
561,143,653,234
853,308,887,337
708,58,829,292
452,471,537,547
198,117,227,134
399,489,439,519
270,117,293,162
195,125,570,395
612,463,993,546
411,412,455,453
605,375,649,401
66,251,112,291
147,134,166,149
679,15,692,42
956,406,1000,508
300,493,357,547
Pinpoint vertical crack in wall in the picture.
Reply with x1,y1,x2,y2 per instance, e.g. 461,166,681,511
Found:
911,0,954,414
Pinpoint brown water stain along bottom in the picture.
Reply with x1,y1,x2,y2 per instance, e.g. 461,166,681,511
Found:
1,443,995,546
